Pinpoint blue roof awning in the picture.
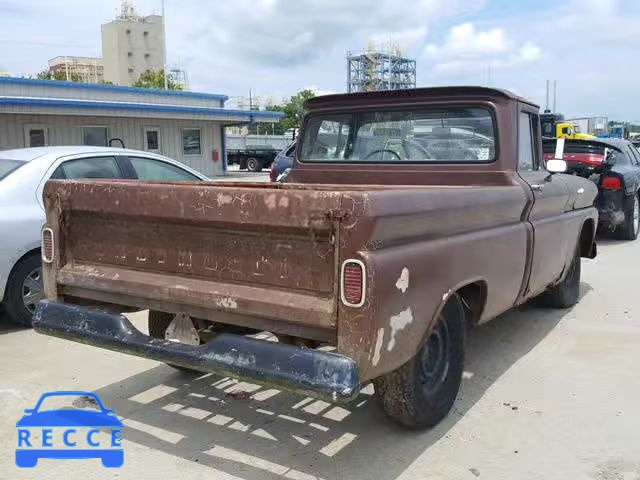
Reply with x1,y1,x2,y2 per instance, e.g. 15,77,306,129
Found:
0,96,285,122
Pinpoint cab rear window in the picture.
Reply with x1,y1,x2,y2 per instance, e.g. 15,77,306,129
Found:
300,107,496,163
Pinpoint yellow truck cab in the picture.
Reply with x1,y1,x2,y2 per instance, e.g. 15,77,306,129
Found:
556,122,595,139
541,111,595,139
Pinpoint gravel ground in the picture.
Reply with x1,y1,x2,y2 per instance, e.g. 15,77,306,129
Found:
1,238,639,479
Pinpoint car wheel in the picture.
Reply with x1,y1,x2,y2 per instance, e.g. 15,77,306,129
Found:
247,157,262,172
2,253,44,327
616,193,640,241
148,310,199,373
373,294,465,429
539,248,581,308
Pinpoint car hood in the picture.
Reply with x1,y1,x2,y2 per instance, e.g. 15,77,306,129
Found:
16,409,123,427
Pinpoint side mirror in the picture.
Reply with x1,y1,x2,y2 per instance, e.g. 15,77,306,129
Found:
546,158,567,174
546,137,567,174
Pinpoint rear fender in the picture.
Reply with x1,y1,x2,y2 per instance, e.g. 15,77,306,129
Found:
336,224,527,382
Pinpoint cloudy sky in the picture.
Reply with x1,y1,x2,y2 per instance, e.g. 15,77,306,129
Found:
1,0,639,119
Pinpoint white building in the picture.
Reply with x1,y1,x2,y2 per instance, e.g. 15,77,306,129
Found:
0,77,283,177
101,3,165,86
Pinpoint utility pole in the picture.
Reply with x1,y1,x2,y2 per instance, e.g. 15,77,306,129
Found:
553,80,557,113
545,80,549,111
162,0,168,90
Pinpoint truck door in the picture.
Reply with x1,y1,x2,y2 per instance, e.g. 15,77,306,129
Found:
517,111,572,297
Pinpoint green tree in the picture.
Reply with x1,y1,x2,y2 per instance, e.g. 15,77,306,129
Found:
255,89,316,135
133,70,183,90
35,69,82,82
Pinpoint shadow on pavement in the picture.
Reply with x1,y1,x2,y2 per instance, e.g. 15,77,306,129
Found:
92,288,588,480
0,310,27,335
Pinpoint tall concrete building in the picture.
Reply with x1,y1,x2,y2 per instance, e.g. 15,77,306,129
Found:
101,2,165,86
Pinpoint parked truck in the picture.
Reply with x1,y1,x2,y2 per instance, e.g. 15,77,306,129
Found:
541,111,595,139
34,87,598,429
226,145,279,172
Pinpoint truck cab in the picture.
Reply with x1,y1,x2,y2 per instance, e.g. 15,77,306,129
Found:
540,111,595,139
556,122,595,139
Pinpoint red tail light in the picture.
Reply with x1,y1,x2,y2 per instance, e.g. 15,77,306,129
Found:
341,260,366,307
41,227,54,263
602,176,622,189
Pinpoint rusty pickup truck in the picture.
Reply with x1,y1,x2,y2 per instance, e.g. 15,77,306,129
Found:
34,87,598,429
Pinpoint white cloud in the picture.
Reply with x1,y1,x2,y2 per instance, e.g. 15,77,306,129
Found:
368,26,429,50
424,22,541,77
516,42,541,63
424,23,506,60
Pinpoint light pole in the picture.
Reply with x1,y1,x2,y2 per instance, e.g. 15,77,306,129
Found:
162,0,168,90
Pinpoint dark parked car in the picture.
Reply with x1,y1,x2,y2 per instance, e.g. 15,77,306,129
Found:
227,145,279,172
269,141,295,182
543,137,640,239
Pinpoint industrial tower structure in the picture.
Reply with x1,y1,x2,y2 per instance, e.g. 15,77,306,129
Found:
346,44,416,93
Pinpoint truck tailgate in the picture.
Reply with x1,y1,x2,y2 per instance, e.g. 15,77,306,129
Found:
43,180,343,331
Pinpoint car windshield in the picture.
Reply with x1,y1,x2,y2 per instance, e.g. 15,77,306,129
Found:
0,159,25,180
300,106,496,163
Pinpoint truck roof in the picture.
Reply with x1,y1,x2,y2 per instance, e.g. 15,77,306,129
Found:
306,86,538,109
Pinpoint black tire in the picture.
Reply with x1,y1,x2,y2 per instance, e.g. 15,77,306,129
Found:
247,157,262,172
148,310,198,373
2,253,43,327
373,294,466,429
539,248,581,308
616,193,639,241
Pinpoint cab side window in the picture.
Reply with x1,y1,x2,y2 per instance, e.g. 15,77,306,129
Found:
518,112,536,171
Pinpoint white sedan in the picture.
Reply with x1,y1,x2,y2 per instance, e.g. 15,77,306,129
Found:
0,146,208,326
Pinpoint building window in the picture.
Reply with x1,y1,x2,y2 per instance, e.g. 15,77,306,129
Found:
24,125,48,147
82,126,109,147
128,51,133,57
182,129,201,155
145,53,150,58
144,127,161,153
143,31,149,36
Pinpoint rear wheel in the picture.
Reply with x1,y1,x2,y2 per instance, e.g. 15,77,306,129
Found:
247,157,263,172
373,294,465,429
2,253,43,327
539,248,581,308
616,193,639,241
